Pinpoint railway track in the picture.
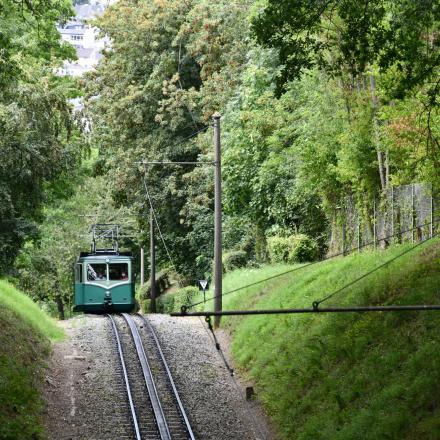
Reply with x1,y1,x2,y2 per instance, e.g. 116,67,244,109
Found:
108,313,196,440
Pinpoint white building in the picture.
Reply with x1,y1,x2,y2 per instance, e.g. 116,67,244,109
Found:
57,2,109,77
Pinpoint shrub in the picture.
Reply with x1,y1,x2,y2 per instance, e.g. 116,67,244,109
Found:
267,236,291,263
288,234,318,263
137,269,172,300
223,250,248,272
267,234,318,264
158,286,199,313
139,298,150,313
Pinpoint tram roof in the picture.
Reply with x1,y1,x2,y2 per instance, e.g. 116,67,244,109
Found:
79,250,133,259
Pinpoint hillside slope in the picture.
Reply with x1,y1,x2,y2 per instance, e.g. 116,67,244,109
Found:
197,240,440,439
0,280,63,440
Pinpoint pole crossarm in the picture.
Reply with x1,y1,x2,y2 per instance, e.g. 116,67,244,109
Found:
171,304,440,317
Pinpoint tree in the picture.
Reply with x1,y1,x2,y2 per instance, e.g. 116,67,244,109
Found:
16,173,136,318
0,0,80,274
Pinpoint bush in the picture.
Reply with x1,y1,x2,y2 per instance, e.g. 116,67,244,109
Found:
267,236,291,263
139,298,150,313
288,234,318,263
138,269,172,300
157,286,199,313
267,234,318,263
223,250,248,272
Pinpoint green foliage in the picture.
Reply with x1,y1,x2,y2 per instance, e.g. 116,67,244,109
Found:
267,235,291,263
0,0,81,274
289,234,318,263
211,240,440,439
267,233,318,263
0,280,63,341
0,280,63,439
252,0,440,98
251,0,440,180
137,270,172,300
222,250,248,272
16,173,136,317
84,0,439,284
157,286,199,313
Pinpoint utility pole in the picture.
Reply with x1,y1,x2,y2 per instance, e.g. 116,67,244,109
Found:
150,208,157,313
140,247,145,286
213,113,222,328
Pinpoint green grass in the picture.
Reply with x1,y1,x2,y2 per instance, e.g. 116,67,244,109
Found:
199,240,440,440
0,280,64,342
0,280,64,440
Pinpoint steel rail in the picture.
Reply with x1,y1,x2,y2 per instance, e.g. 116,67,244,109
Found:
107,314,141,440
138,314,196,440
122,313,171,440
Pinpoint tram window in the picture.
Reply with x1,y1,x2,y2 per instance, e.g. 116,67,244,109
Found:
76,264,83,282
109,263,129,281
87,263,107,281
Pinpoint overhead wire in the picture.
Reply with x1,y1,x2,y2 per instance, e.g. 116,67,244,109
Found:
136,126,210,167
186,217,440,310
141,175,181,278
313,231,438,307
138,124,213,280
176,232,440,317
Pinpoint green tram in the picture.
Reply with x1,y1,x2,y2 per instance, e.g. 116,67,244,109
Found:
73,224,135,313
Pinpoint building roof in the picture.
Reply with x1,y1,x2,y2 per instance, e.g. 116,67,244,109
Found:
59,27,86,36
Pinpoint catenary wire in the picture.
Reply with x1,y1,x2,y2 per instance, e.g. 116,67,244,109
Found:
186,217,440,310
313,231,438,307
141,174,184,283
136,126,210,167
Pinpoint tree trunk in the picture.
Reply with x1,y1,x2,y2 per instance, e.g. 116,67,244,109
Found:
255,224,268,263
55,294,65,320
370,75,388,191
377,150,386,190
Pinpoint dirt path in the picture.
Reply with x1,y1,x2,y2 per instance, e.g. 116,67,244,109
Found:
43,314,276,440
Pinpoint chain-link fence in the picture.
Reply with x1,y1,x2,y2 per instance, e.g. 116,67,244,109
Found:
329,183,437,255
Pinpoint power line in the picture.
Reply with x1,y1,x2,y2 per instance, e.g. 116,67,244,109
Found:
136,126,210,167
313,232,437,307
186,218,440,310
174,232,439,317
141,174,183,282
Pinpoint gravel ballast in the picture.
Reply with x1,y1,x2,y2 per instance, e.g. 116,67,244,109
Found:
43,314,273,440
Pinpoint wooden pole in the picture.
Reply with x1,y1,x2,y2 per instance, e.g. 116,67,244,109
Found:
213,113,222,328
150,208,157,313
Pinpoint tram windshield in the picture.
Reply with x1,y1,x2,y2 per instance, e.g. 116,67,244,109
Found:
109,263,129,281
87,263,107,281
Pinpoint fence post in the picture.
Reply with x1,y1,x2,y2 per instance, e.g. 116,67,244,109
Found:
357,215,361,251
373,197,377,250
342,220,346,256
411,184,415,243
430,184,434,238
391,186,394,241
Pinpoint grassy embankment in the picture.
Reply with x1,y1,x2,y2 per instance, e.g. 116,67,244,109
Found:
0,280,63,440
178,239,440,439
